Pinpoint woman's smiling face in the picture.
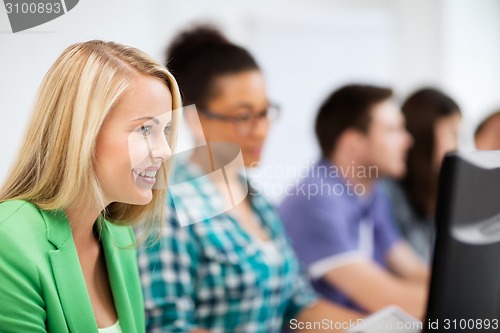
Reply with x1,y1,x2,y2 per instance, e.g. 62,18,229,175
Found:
199,70,271,167
94,75,173,206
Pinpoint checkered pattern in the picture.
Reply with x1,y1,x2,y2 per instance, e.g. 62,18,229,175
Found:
138,162,317,333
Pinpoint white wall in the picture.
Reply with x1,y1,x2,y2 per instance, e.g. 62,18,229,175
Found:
1,0,499,203
441,0,500,150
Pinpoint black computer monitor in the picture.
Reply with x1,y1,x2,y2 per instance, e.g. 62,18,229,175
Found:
426,150,500,332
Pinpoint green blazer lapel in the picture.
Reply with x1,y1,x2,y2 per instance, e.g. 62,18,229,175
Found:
42,209,98,333
101,223,136,332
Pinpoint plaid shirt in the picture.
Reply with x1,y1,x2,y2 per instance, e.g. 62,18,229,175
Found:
138,161,317,333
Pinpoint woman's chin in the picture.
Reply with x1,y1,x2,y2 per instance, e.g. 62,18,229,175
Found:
243,157,261,168
130,190,154,206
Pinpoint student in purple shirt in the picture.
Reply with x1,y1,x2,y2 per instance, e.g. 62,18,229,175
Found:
279,84,430,319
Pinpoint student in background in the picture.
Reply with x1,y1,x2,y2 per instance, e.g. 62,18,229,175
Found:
475,111,500,150
0,41,181,332
138,26,360,333
385,88,462,263
280,84,429,319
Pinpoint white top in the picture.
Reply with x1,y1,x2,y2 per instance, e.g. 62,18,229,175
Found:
98,320,122,333
256,238,283,264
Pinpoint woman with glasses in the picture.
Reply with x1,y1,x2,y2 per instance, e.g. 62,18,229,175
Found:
138,26,359,333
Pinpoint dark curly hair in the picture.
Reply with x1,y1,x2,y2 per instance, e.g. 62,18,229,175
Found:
166,24,260,109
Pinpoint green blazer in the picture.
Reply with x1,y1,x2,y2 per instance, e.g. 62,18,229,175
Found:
0,200,144,332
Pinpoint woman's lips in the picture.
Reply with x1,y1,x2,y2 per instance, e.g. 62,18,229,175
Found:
246,147,262,156
132,166,161,186
136,173,156,186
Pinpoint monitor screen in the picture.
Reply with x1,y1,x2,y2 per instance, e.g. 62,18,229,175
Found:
426,150,500,332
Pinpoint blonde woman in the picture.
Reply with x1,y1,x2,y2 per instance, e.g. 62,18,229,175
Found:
0,41,181,333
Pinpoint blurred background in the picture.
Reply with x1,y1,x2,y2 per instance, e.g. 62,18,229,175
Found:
1,0,499,203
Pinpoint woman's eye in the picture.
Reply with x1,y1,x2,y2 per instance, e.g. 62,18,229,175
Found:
164,125,172,136
235,115,252,123
138,125,152,136
257,110,268,119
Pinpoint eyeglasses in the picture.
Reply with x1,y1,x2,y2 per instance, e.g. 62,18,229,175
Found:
199,103,281,136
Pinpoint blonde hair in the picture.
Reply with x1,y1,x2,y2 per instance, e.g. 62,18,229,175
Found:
0,40,181,233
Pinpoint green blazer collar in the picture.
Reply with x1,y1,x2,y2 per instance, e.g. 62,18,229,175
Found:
43,209,72,249
101,223,137,332
40,210,137,332
41,209,98,332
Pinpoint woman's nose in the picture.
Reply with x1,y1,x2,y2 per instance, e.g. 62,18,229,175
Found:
149,133,172,163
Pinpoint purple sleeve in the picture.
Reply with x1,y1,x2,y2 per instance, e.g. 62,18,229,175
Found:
279,193,359,269
373,185,401,262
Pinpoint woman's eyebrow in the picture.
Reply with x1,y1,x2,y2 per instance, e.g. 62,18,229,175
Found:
230,101,270,111
132,116,160,125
